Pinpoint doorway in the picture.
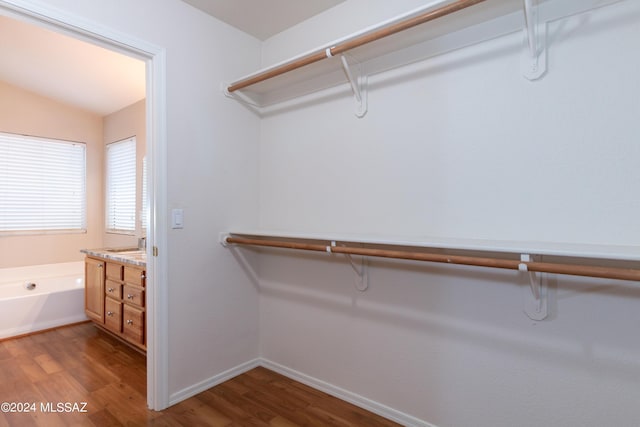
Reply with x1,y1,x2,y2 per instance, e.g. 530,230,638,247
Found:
0,1,168,410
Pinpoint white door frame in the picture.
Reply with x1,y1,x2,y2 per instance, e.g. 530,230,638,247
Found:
0,0,170,410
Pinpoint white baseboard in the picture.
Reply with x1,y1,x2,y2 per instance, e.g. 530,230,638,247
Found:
169,358,260,405
260,358,435,427
169,357,434,427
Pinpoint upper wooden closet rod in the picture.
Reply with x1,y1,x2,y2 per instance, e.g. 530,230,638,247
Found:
226,0,486,93
224,236,640,282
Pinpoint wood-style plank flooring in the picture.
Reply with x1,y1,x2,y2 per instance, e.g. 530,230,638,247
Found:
0,323,401,426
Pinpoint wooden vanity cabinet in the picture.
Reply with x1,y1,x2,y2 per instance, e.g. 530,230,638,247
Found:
84,256,146,351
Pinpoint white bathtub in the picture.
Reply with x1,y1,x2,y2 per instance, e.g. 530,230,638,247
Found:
0,261,87,339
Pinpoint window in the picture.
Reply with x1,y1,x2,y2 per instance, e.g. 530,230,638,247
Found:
0,132,86,234
106,137,136,233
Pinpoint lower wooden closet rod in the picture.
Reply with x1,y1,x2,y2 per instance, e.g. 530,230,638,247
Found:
224,236,640,282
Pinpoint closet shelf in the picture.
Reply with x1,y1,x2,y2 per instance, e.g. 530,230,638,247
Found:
223,0,624,115
222,230,640,262
226,0,486,93
220,231,640,280
222,231,638,320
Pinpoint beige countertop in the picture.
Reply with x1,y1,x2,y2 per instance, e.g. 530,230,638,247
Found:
81,248,146,267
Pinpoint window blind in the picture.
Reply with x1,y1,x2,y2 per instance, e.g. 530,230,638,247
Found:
0,132,86,234
106,137,136,233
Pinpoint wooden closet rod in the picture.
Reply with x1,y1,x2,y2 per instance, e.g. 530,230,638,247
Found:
224,236,640,282
227,0,486,93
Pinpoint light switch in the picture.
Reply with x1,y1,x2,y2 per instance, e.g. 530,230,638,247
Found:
171,208,184,229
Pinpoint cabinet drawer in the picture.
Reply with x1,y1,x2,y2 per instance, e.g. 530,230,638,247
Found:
123,305,144,345
105,280,122,299
104,297,122,333
123,284,145,308
124,266,146,287
106,263,123,280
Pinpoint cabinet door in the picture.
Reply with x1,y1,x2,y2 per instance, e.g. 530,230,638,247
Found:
85,258,105,322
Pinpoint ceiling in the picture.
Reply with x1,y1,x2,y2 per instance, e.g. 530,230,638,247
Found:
0,15,146,117
0,1,344,116
181,0,346,40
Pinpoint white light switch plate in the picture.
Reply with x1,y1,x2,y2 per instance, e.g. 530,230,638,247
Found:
171,208,184,229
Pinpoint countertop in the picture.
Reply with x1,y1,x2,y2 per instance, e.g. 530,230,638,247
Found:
81,248,146,267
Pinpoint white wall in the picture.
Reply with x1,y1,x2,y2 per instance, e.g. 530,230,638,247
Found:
258,1,640,426
27,0,263,401
260,1,639,246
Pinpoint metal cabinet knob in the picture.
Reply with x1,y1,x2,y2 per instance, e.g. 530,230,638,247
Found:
127,294,134,299
126,319,133,325
107,311,113,316
108,288,114,293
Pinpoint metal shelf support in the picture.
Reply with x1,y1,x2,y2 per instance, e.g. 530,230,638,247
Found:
520,254,548,320
522,0,547,80
339,55,368,118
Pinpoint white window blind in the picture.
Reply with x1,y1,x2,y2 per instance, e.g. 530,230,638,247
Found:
0,132,86,234
106,137,136,233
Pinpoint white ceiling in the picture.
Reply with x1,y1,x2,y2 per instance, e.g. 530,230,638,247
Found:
181,0,346,40
0,1,344,116
0,15,146,117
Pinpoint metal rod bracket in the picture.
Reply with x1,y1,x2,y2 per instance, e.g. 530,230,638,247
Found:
520,254,548,320
333,241,369,291
345,253,369,291
221,82,262,114
339,55,368,118
521,0,547,80
219,232,231,247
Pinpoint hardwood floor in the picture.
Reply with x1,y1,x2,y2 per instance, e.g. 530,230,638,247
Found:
0,323,401,426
